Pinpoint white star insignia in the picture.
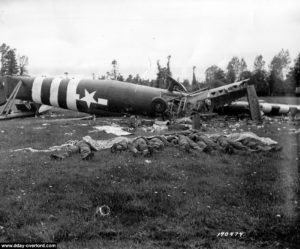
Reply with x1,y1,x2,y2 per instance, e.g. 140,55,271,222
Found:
80,89,97,108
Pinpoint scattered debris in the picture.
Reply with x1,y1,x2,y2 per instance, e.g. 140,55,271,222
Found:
290,129,300,134
168,123,191,131
141,119,155,126
90,125,132,136
150,124,168,133
40,116,94,123
38,104,53,114
64,132,73,136
12,140,79,153
0,111,36,120
175,117,192,124
14,147,57,153
95,205,111,217
33,126,47,130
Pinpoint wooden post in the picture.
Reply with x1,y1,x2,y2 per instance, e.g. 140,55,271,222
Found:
192,113,201,129
0,80,22,117
246,85,262,122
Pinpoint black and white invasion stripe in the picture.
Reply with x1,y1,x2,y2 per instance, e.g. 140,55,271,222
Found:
31,77,80,111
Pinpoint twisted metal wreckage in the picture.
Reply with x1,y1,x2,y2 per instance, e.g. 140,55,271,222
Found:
0,75,286,160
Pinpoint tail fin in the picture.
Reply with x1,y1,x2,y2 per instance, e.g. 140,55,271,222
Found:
166,75,187,92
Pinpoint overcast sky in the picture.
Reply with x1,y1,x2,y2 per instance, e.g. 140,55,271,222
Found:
0,0,299,81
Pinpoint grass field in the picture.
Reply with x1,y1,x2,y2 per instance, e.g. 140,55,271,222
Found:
0,109,299,248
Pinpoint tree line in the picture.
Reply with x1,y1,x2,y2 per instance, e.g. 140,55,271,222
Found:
1,42,299,96
106,50,300,96
201,49,300,96
0,43,29,76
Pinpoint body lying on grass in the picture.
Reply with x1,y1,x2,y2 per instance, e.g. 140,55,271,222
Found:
50,140,95,160
46,131,282,160
110,131,281,156
45,131,281,160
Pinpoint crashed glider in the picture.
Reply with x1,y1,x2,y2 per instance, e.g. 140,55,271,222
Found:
0,75,249,117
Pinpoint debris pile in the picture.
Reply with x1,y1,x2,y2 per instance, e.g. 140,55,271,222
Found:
90,125,133,136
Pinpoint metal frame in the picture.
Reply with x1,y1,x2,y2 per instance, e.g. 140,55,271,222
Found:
0,80,22,117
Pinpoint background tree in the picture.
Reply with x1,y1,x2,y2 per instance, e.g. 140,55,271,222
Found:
252,70,269,96
284,69,296,95
116,73,124,82
156,60,163,88
269,49,290,77
142,79,150,86
111,59,118,79
156,56,172,89
251,55,269,95
226,57,240,82
239,70,251,81
205,65,227,88
239,58,247,78
18,55,29,76
106,71,111,79
182,79,190,89
166,55,172,76
133,74,141,84
192,66,197,86
226,57,247,82
149,79,156,87
292,53,300,94
281,53,300,95
6,49,19,75
0,44,20,76
126,74,133,83
0,43,10,76
254,55,265,71
268,49,291,95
